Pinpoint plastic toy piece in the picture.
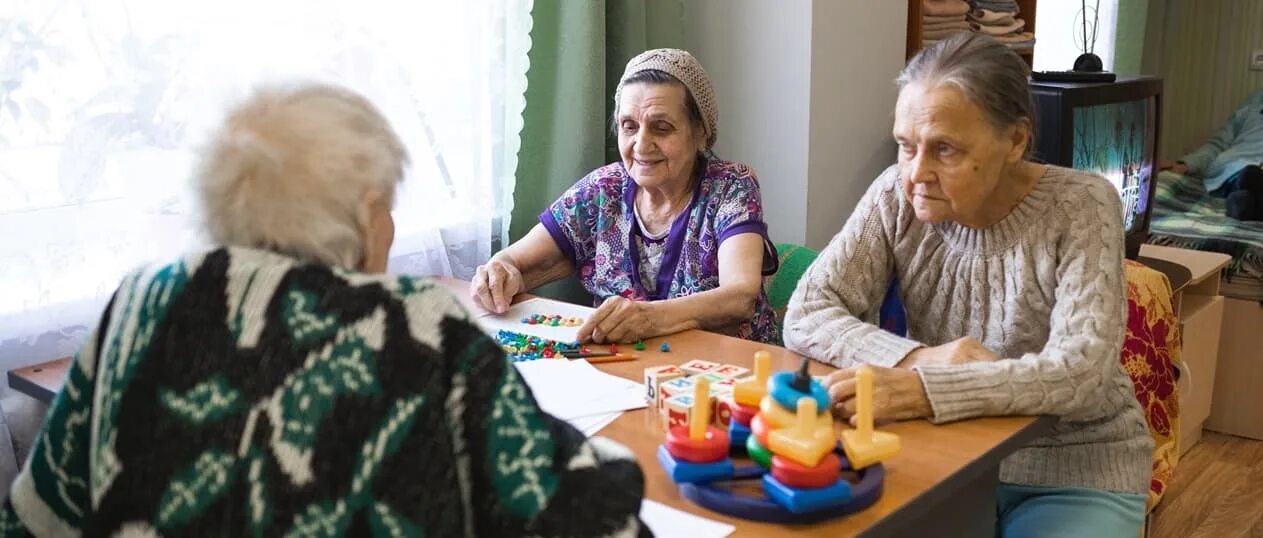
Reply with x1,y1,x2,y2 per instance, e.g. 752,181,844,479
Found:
665,378,730,462
758,395,798,429
746,434,773,468
762,474,853,514
665,427,729,463
729,420,752,449
678,460,885,524
771,453,841,489
768,398,835,468
658,445,734,484
634,340,646,351
750,414,773,447
840,365,902,470
691,378,712,440
660,343,671,352
728,399,759,427
733,351,772,407
767,365,829,414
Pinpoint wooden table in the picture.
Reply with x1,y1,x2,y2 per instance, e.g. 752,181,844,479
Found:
8,279,1054,536
441,279,1053,537
7,357,70,403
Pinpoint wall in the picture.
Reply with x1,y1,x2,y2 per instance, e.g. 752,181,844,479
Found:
805,0,906,249
683,0,905,250
1148,0,1263,158
683,0,813,246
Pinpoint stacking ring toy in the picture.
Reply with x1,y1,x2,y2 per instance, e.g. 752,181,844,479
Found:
746,434,773,468
771,452,842,489
677,452,885,524
666,425,729,463
767,370,830,413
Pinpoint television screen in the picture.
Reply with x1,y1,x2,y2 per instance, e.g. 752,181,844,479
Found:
1070,97,1157,235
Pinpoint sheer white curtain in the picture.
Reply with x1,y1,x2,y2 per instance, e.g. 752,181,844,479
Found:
0,0,531,370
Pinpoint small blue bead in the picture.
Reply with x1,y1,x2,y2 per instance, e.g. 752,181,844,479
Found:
660,343,671,352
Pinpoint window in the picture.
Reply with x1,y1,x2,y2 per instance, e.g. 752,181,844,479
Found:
1033,0,1118,72
0,0,530,369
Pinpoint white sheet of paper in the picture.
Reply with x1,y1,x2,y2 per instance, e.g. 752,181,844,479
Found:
569,412,621,437
475,297,595,344
513,359,646,436
640,500,735,538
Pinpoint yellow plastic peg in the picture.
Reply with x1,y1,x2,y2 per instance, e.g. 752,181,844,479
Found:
690,378,711,441
767,397,835,467
840,365,901,469
734,351,772,407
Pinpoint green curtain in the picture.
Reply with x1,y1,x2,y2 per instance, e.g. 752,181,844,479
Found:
508,0,684,301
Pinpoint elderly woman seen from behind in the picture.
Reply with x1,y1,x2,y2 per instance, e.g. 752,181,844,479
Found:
2,83,649,536
472,48,779,344
785,33,1153,536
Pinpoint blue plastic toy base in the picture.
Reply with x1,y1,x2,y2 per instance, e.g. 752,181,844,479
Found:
729,421,752,451
658,445,734,483
677,454,885,524
762,474,852,514
767,371,830,412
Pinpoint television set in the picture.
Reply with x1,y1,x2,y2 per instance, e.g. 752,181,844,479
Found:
1030,75,1163,260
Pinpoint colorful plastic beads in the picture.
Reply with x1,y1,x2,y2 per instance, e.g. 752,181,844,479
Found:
634,340,646,351
660,343,671,352
521,314,584,327
495,330,580,361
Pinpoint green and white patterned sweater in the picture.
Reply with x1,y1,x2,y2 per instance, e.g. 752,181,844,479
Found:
0,247,649,537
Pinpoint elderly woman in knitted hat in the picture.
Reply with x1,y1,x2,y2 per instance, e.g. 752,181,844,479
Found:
786,33,1152,536
1,83,648,536
472,49,778,344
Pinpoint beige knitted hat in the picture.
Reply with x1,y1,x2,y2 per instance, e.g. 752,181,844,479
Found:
616,48,718,150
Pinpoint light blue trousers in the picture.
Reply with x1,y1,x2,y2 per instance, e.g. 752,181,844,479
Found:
996,483,1147,537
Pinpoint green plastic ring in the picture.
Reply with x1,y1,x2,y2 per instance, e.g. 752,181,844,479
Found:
746,434,772,468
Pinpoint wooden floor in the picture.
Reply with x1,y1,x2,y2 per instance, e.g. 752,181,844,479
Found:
1150,431,1263,537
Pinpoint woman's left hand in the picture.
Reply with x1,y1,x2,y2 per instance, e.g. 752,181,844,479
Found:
823,365,934,424
577,296,660,344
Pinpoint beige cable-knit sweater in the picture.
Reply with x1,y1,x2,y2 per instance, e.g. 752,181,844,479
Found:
784,164,1153,494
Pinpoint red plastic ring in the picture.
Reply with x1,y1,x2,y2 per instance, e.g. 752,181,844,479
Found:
729,401,759,426
665,426,730,463
771,452,841,489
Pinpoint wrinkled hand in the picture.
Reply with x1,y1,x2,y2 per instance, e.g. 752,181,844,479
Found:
1157,160,1189,175
898,337,999,368
576,296,660,344
470,259,523,314
823,365,932,424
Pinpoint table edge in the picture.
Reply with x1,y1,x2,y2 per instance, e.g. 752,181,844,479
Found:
7,369,55,404
858,414,1056,537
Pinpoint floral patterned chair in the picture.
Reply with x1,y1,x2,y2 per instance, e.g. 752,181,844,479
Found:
1121,259,1182,514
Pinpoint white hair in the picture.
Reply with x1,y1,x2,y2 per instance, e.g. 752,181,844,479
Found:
196,82,409,269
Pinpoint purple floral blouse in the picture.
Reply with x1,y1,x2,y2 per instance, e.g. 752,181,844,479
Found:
540,159,779,343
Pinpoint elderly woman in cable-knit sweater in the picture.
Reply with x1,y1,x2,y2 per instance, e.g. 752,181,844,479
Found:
784,33,1153,536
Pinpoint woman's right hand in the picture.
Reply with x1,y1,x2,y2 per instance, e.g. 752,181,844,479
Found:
898,337,1000,368
471,258,524,314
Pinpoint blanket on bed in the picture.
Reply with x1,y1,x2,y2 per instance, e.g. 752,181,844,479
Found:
1146,171,1263,276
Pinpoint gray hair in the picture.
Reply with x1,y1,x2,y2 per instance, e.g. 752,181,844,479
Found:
196,82,409,269
898,33,1036,144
